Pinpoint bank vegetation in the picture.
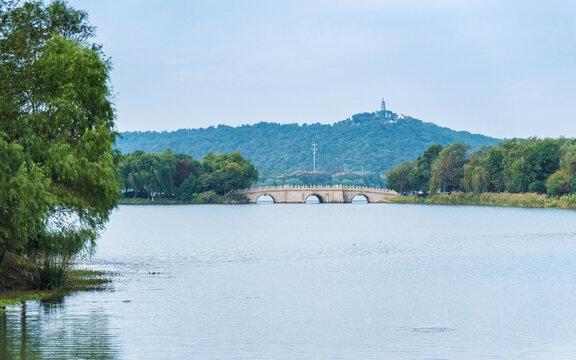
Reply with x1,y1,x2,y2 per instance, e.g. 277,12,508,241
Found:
117,150,258,203
387,138,576,209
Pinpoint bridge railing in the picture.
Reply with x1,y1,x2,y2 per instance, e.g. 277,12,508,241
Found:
233,184,396,193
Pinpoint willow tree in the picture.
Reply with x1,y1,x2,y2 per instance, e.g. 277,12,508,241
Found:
429,143,469,193
0,1,120,264
461,151,490,194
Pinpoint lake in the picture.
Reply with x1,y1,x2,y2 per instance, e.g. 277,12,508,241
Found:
2,204,576,359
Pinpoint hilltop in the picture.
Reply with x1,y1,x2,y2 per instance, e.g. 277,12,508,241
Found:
116,108,500,173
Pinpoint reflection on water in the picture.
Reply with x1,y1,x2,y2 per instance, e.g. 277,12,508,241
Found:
1,296,120,359
3,204,576,359
351,194,368,203
256,194,368,204
305,194,321,203
256,194,274,204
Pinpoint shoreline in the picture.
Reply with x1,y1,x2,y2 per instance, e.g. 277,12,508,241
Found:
0,252,114,308
389,192,576,210
0,269,114,308
118,198,248,205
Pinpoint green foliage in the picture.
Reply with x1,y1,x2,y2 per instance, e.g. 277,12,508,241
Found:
390,137,571,197
30,260,68,290
1,266,113,304
276,171,332,186
257,170,384,188
546,169,572,196
386,162,415,193
0,1,119,265
484,146,505,191
501,139,560,193
200,151,259,194
174,154,201,187
460,149,490,193
195,191,219,204
409,144,443,192
392,192,576,209
429,143,469,193
118,150,259,200
116,112,500,174
176,175,200,201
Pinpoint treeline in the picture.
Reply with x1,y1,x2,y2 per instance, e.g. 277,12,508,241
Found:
117,150,258,203
258,170,385,188
387,138,576,196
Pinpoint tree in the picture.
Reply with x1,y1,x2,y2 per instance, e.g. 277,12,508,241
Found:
149,149,176,198
429,143,469,193
501,139,560,193
0,1,119,264
546,169,572,196
409,144,443,192
174,154,201,188
461,150,490,193
199,151,259,194
175,176,201,201
386,162,414,194
484,146,505,192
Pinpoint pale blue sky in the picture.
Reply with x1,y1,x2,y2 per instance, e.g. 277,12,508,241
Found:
65,0,575,138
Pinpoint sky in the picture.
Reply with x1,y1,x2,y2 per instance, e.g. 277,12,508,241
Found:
63,0,576,139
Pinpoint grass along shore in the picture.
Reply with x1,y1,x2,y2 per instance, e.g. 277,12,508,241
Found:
0,270,113,308
0,252,114,309
118,193,249,205
390,192,576,209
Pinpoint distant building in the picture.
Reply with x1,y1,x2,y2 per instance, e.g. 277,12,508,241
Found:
379,98,393,119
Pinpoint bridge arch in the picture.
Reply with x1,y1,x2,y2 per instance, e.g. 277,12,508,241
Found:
305,193,324,203
351,194,369,203
233,186,399,203
256,194,276,203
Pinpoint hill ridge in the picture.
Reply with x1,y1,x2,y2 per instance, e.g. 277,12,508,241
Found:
116,109,501,173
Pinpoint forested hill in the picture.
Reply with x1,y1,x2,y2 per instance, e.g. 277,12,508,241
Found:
116,110,501,173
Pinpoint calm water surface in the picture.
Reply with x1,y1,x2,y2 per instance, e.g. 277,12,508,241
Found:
2,204,576,359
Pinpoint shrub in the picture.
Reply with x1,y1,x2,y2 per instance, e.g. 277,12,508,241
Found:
30,260,69,290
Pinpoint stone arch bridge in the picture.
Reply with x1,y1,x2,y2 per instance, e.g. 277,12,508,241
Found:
231,185,399,204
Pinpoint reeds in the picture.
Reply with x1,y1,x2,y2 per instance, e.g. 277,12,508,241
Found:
391,192,576,209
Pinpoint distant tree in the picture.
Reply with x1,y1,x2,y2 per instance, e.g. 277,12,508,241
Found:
174,155,201,188
200,152,259,194
484,147,505,192
429,143,469,193
150,149,176,198
546,169,572,196
261,178,278,187
409,144,443,192
285,178,304,186
387,162,415,194
558,140,576,192
118,150,258,199
502,139,560,193
461,150,490,193
175,176,200,201
559,141,576,173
